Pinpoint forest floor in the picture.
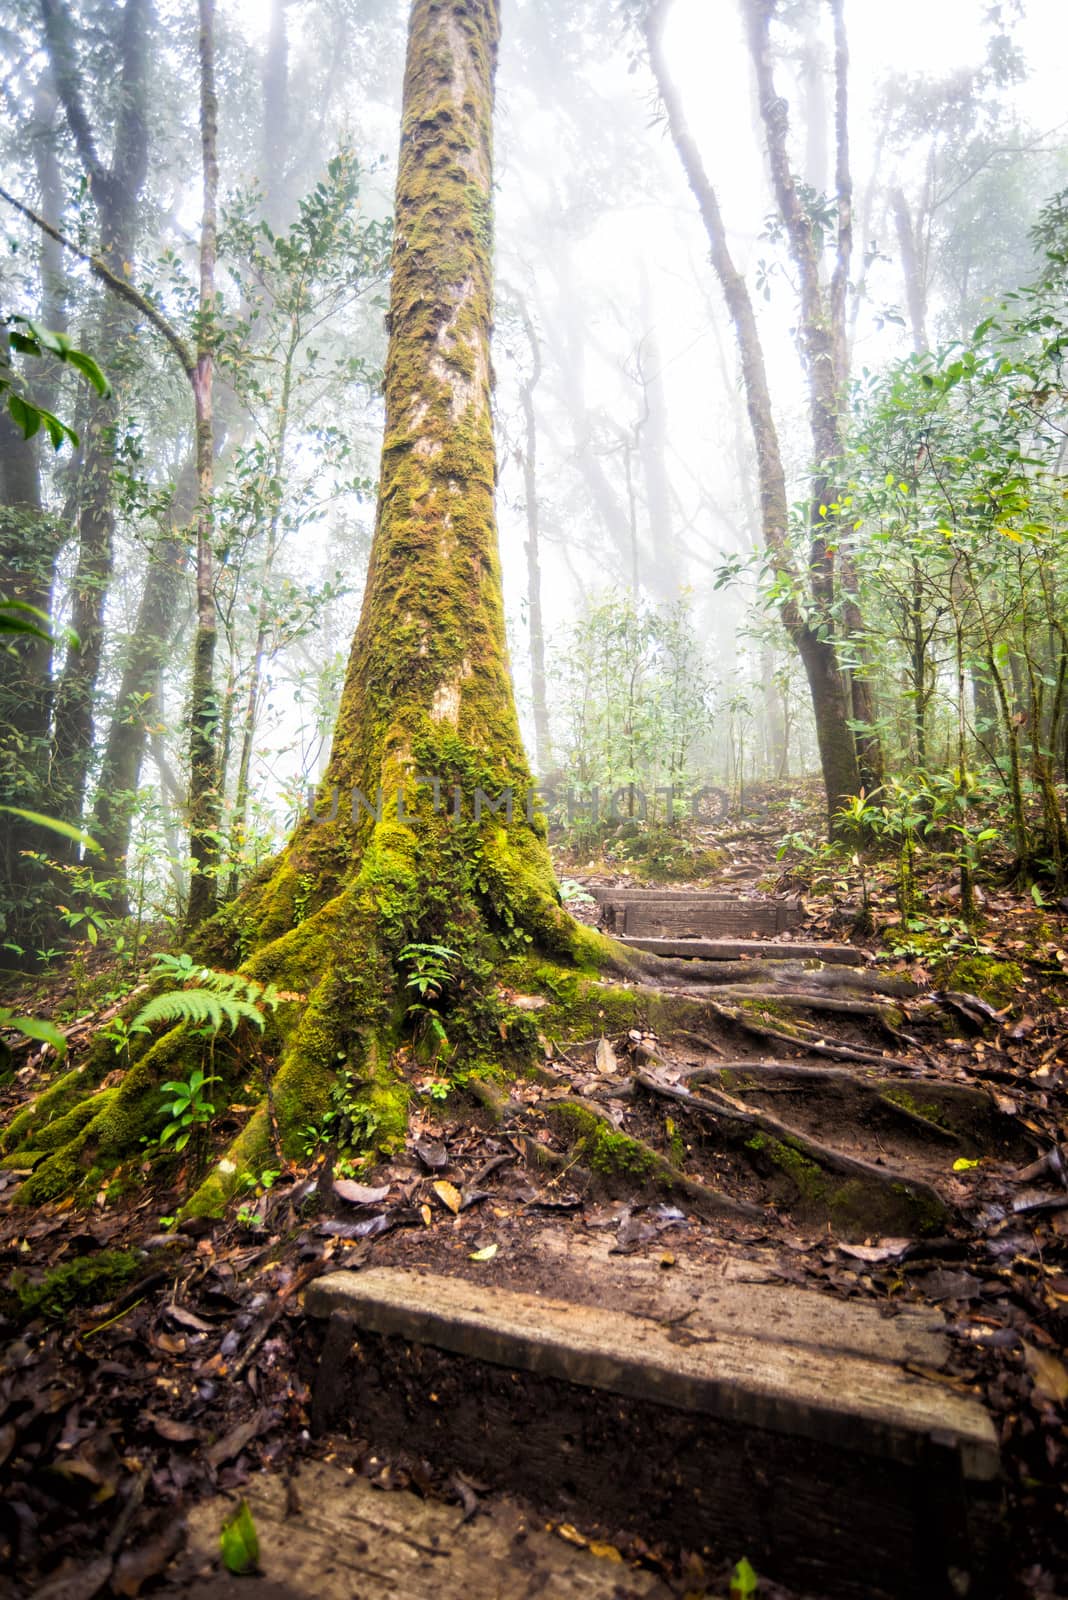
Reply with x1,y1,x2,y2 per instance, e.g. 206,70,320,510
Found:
1,781,1066,1599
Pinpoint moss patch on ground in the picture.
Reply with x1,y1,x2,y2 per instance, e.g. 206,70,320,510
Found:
938,953,1024,1009
3,1249,144,1325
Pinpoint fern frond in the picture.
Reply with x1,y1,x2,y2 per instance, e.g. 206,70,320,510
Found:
132,989,266,1036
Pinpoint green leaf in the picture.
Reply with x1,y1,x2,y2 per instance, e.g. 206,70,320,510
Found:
953,1157,980,1172
0,806,101,853
0,600,59,644
220,1499,260,1575
64,348,111,396
0,1010,67,1056
731,1557,759,1599
1031,884,1046,908
7,392,41,440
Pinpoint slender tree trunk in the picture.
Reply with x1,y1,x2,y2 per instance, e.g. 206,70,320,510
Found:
186,0,221,929
262,0,290,229
890,187,930,356
645,0,862,828
0,71,70,956
44,0,152,847
89,533,187,896
515,302,551,777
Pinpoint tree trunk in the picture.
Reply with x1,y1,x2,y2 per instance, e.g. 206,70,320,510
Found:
890,187,929,356
515,302,551,777
89,533,187,897
185,0,222,930
644,0,862,830
44,0,152,848
0,70,70,958
10,0,615,1214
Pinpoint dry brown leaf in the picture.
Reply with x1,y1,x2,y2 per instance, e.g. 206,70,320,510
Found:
432,1179,462,1214
1024,1341,1068,1404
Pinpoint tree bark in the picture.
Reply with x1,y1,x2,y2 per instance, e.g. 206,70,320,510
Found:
515,301,551,777
89,532,187,896
185,0,221,929
0,70,70,957
44,0,152,847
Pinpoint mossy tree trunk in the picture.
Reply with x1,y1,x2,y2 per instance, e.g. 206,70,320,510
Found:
6,0,616,1213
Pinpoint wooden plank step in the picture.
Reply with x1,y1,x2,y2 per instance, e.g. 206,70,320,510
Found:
589,889,803,939
308,1268,1002,1599
619,934,862,964
181,1459,670,1598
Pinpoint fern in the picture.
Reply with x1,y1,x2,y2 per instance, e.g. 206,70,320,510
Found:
132,956,281,1038
132,989,265,1036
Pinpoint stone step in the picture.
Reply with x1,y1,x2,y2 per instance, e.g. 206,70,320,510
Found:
180,1459,670,1598
619,934,861,964
307,1267,1002,1599
590,889,803,939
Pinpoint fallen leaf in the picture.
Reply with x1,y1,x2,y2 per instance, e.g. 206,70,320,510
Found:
838,1239,911,1264
1024,1342,1068,1404
164,1303,215,1334
316,1214,391,1240
414,1140,448,1171
432,1180,462,1214
589,1541,623,1562
333,1179,390,1206
953,1157,981,1171
469,1243,498,1261
220,1500,260,1576
206,1410,264,1469
420,1204,432,1226
112,1521,186,1597
595,1036,618,1074
145,1413,199,1445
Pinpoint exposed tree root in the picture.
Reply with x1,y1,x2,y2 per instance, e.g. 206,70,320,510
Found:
681,1063,960,1145
634,1071,949,1235
538,1093,763,1223
702,998,901,1065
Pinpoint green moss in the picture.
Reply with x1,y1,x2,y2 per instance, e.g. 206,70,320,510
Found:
938,954,1023,1009
748,1133,829,1202
15,1026,207,1206
881,1086,951,1130
4,1249,143,1324
552,1102,655,1179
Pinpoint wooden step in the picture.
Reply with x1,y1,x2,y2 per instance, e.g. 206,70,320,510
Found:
307,1267,1002,1599
181,1459,670,1598
619,934,862,964
590,889,803,939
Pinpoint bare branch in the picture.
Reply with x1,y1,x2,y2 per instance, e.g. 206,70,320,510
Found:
0,184,195,381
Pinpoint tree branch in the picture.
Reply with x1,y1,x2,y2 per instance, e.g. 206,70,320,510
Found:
38,0,106,195
0,185,195,381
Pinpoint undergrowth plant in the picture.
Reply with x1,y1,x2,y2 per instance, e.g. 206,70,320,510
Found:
399,941,457,1059
131,951,283,1037
158,1068,221,1151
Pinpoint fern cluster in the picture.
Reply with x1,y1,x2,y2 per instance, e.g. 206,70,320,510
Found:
132,953,282,1038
